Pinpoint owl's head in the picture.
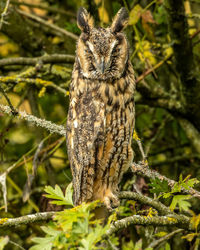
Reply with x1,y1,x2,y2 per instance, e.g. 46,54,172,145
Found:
76,7,129,80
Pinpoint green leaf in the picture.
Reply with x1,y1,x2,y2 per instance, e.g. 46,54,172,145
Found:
154,231,168,237
149,178,169,195
165,242,171,250
44,184,73,207
134,239,142,250
171,182,181,193
129,4,143,25
65,182,74,206
154,5,167,25
30,236,54,250
41,226,61,237
0,236,9,250
182,177,199,190
170,195,191,211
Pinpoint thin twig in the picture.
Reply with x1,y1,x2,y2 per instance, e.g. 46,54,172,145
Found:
147,229,184,248
0,85,18,115
145,115,171,156
10,0,75,16
23,140,45,202
136,54,172,83
17,9,78,40
0,0,10,30
6,136,63,175
178,118,200,155
9,240,25,250
107,238,119,250
151,154,200,167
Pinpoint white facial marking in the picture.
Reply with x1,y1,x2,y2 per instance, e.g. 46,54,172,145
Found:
104,117,106,127
87,41,94,53
110,40,117,52
74,120,78,128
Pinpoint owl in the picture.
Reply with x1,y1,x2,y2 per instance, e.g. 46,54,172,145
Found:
66,7,135,209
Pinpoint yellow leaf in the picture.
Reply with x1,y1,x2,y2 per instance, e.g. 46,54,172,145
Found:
38,87,46,98
129,4,143,25
0,218,8,224
136,40,157,65
98,6,109,24
133,130,140,141
190,214,200,230
52,36,63,45
94,0,101,4
154,231,168,237
163,47,173,57
182,233,199,242
0,43,19,57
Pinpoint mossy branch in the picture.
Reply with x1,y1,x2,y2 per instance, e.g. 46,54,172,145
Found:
0,212,189,232
0,76,68,95
131,162,200,198
0,54,75,67
119,191,173,216
0,212,55,227
107,215,189,236
0,104,65,136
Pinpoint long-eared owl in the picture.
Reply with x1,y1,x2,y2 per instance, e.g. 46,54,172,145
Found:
66,7,135,209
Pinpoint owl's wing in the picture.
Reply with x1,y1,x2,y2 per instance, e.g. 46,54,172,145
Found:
66,93,105,205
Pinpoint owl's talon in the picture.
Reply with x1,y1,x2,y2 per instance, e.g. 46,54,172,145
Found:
103,193,120,210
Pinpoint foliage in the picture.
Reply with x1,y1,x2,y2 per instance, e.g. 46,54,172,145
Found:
30,184,116,250
149,175,199,211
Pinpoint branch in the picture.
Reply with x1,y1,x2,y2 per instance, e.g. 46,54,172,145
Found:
107,215,189,236
0,104,65,136
136,79,185,114
0,54,75,67
136,95,184,114
0,76,68,95
136,54,172,83
151,154,200,167
17,9,78,40
178,118,200,155
0,212,55,227
131,162,200,198
119,191,172,215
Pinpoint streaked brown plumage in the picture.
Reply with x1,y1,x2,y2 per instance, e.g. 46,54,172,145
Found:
66,7,135,209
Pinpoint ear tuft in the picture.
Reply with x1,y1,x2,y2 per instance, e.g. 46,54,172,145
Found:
77,7,94,33
111,7,129,33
